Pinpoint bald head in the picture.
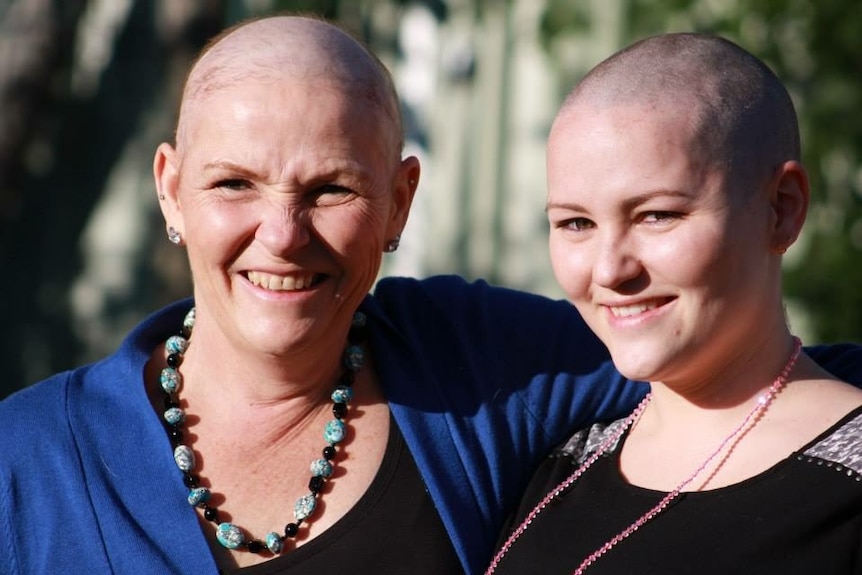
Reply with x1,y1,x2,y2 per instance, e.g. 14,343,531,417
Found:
175,16,402,155
557,33,800,189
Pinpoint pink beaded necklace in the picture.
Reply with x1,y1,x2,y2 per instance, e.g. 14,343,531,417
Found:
486,337,802,575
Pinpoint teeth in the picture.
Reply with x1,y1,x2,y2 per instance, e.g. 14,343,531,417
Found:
247,271,316,291
609,301,659,317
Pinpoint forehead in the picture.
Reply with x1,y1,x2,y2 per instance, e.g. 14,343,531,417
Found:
547,102,720,203
179,79,394,175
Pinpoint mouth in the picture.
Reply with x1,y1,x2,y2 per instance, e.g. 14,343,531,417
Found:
246,270,326,292
606,297,672,318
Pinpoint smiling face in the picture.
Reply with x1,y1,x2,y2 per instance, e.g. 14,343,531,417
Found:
546,101,780,386
155,78,416,358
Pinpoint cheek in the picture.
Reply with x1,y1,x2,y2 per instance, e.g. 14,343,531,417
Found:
549,237,592,301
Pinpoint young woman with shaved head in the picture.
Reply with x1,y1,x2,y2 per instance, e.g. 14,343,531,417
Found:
488,33,862,574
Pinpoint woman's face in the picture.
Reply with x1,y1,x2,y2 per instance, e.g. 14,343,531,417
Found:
546,102,777,386
156,80,415,357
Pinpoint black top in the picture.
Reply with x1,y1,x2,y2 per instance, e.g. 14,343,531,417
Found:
493,406,862,574
225,417,463,575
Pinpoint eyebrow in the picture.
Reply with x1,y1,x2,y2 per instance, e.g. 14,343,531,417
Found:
545,189,694,213
202,158,375,185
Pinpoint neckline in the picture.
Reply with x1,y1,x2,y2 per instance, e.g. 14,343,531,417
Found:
223,412,403,574
601,403,862,497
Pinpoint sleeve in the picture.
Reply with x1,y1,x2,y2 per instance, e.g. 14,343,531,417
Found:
367,275,647,574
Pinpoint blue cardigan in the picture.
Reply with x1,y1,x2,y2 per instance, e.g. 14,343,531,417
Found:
1,276,859,574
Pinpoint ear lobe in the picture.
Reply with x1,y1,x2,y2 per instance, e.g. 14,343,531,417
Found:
769,161,809,254
154,142,184,233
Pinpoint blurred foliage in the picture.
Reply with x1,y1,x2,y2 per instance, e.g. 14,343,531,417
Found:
542,0,862,343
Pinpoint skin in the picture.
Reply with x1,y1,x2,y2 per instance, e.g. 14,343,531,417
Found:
150,16,419,568
545,35,862,493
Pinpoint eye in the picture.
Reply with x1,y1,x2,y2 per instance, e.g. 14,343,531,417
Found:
214,178,251,191
640,211,682,225
311,184,355,205
556,217,595,231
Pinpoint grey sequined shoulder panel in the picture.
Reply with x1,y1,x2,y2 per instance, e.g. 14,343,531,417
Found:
557,418,629,465
802,411,862,475
558,409,862,474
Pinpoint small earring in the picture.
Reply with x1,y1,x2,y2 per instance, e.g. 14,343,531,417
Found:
159,194,166,200
384,234,401,253
167,226,183,246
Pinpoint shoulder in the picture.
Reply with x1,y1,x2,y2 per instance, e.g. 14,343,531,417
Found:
0,300,190,463
555,416,632,464
802,406,862,475
806,343,862,388
367,274,596,345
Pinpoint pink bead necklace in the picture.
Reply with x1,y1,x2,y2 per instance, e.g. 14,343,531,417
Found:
485,337,802,575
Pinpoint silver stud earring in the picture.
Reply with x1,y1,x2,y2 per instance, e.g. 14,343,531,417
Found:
384,234,401,253
167,226,183,246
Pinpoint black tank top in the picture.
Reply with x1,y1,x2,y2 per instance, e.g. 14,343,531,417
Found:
224,415,464,575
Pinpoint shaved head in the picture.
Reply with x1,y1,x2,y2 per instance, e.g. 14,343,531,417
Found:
557,33,800,189
175,16,402,156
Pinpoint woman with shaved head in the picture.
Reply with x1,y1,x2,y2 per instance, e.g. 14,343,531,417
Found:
488,33,862,574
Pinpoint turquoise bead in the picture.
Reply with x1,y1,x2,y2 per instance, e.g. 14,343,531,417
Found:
160,367,181,394
265,532,283,554
164,407,185,426
188,487,210,506
331,385,353,404
174,445,195,472
216,523,244,549
183,308,196,331
294,494,316,520
324,419,345,444
165,335,189,355
342,345,364,371
310,458,333,477
351,311,366,328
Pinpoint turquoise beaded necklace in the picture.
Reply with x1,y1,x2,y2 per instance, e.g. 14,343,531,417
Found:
158,307,367,554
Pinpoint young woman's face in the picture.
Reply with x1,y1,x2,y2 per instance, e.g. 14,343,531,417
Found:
546,102,776,386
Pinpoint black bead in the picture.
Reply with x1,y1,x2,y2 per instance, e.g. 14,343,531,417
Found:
169,428,184,443
339,371,355,386
308,475,324,493
348,325,366,344
332,402,348,419
166,353,182,368
247,540,264,554
284,523,299,538
163,397,180,409
183,474,198,488
322,446,336,460
204,507,219,522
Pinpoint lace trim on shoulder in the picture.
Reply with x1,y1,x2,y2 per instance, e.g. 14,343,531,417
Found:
556,418,629,464
802,411,862,475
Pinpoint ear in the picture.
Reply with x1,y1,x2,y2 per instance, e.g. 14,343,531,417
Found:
768,160,809,255
387,155,420,238
154,142,184,236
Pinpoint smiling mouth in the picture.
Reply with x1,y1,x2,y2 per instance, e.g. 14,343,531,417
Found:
607,298,671,318
246,270,325,291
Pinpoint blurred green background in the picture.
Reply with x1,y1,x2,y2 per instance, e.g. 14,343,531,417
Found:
1,0,860,399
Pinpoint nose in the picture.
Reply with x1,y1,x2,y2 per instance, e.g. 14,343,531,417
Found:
255,203,311,256
592,230,643,290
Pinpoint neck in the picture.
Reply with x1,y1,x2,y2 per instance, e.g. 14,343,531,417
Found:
179,326,347,408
